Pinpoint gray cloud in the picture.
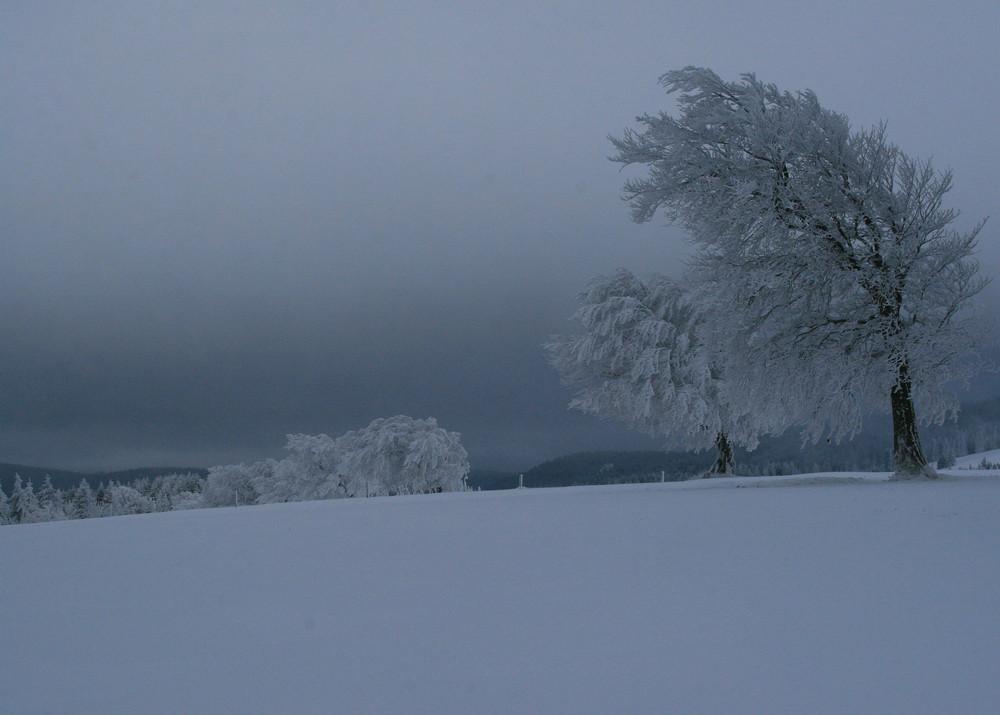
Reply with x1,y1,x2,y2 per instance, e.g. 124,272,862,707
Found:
2,2,997,470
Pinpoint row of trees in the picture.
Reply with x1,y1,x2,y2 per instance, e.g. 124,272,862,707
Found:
550,68,988,479
1,416,469,526
0,472,204,525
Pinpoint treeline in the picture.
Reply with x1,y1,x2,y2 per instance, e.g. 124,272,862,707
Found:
0,472,206,525
5,403,999,521
0,465,208,499
2,415,470,526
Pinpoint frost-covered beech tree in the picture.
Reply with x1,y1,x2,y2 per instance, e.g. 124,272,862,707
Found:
547,269,793,475
611,67,987,478
337,416,469,495
204,416,468,506
260,434,347,502
203,462,266,508
106,483,155,516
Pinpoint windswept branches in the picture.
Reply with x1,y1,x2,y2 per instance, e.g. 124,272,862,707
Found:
611,67,989,476
547,269,793,475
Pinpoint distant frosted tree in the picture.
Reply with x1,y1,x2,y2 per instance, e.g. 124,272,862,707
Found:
204,417,468,506
337,416,469,494
9,474,41,524
547,269,793,475
70,479,96,520
259,435,348,502
94,482,110,516
108,484,155,516
159,473,206,510
936,443,957,470
0,482,11,525
203,462,266,508
611,67,987,477
130,472,205,511
36,476,66,521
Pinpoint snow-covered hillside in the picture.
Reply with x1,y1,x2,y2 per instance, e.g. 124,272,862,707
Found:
953,447,1000,469
3,467,999,713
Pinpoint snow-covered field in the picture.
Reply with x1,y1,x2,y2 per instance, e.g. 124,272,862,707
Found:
3,466,999,714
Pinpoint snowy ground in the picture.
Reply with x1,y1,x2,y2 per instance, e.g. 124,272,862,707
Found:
953,447,1000,469
3,465,999,714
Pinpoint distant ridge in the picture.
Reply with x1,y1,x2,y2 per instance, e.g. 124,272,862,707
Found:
522,450,703,488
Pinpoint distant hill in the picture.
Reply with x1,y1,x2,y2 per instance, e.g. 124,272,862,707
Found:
0,465,207,495
521,450,704,488
467,468,518,491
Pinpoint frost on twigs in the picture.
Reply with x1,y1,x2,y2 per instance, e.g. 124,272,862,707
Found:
203,416,469,506
610,67,989,476
546,269,795,475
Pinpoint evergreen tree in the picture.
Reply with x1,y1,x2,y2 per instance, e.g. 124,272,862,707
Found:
9,474,41,524
37,476,66,521
0,482,11,525
71,479,96,520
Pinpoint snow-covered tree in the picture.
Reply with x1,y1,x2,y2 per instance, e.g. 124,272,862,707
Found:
9,474,41,524
108,483,155,516
203,417,468,506
0,482,11,525
203,462,266,508
160,473,206,511
70,479,96,520
611,67,987,478
337,416,469,495
547,269,793,475
130,472,205,511
94,482,110,516
36,476,66,521
259,435,348,502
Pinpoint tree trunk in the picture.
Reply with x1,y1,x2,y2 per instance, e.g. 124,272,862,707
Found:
702,432,735,478
890,359,936,479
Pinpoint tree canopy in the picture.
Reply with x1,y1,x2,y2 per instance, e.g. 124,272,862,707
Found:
610,67,987,477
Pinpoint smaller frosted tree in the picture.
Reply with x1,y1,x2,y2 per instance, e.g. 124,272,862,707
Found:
0,483,11,525
547,269,792,475
37,476,66,521
257,434,346,503
203,417,469,505
70,479,96,520
9,474,41,524
337,416,469,494
108,484,155,516
203,462,268,508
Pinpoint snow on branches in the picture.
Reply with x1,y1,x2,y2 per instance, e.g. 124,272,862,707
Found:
610,67,988,477
547,269,793,475
203,416,469,507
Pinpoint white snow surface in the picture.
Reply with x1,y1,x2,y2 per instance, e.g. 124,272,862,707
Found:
953,447,1000,468
3,467,1000,714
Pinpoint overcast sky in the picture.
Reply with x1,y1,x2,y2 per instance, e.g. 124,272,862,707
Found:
2,1,998,472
